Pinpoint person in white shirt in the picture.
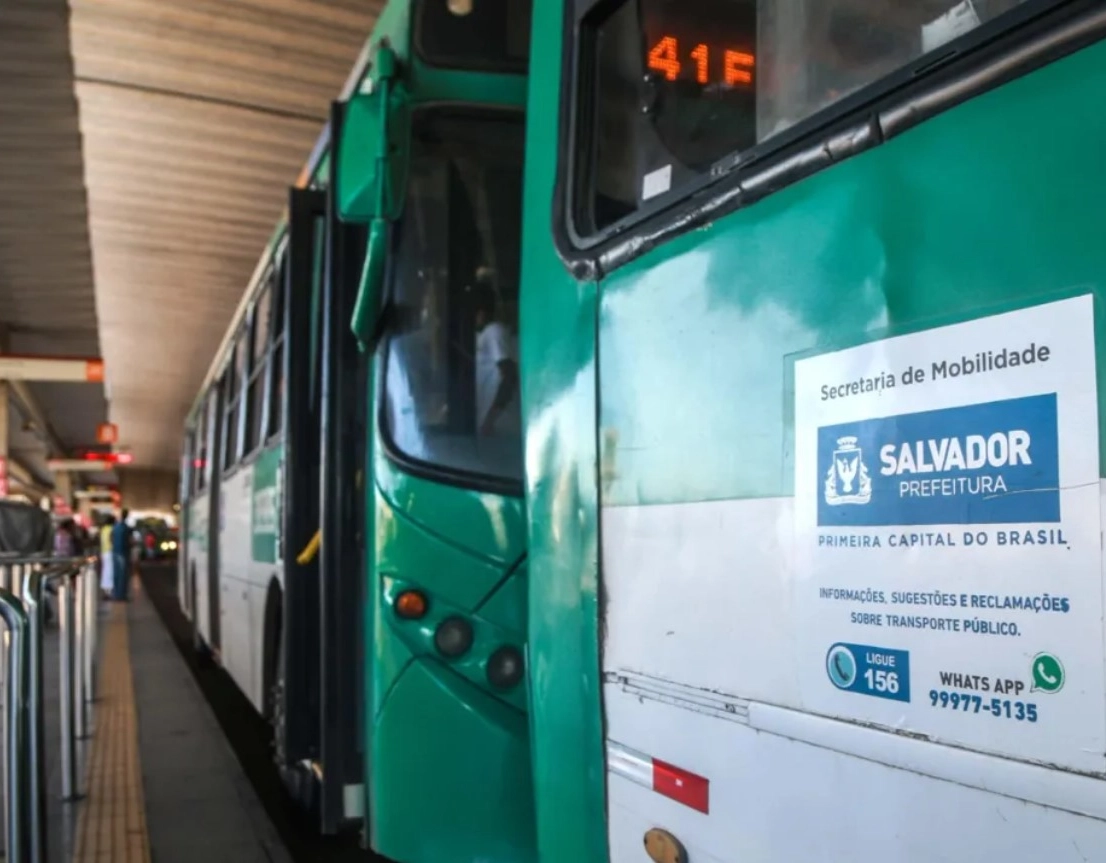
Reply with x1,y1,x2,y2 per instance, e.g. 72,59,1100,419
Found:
474,289,520,437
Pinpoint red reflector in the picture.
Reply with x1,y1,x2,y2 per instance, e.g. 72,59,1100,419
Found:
652,758,709,814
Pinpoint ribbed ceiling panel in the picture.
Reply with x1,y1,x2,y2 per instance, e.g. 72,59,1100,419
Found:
70,0,380,468
0,0,98,358
0,0,105,482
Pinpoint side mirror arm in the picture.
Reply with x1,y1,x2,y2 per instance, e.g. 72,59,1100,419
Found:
351,219,390,352
344,42,403,352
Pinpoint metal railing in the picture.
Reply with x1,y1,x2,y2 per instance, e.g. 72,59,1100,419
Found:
0,553,98,863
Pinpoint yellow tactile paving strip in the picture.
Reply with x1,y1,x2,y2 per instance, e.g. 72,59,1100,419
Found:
72,603,152,863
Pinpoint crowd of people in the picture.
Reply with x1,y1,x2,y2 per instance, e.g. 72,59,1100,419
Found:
51,508,133,601
99,510,131,602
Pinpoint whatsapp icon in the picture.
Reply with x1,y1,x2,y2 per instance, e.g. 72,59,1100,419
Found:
1031,653,1065,694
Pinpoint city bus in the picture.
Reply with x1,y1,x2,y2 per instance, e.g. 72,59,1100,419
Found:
508,0,1106,861
178,118,369,834
179,0,536,859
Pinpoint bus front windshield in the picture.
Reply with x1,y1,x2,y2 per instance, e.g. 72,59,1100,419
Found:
382,110,525,487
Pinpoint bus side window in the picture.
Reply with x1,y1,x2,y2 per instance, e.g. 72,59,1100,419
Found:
195,399,206,492
581,0,642,233
222,356,237,473
247,278,273,452
184,431,195,496
269,256,286,439
573,0,1037,238
203,389,216,489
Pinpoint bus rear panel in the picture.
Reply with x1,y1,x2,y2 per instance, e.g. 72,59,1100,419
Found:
521,1,1106,861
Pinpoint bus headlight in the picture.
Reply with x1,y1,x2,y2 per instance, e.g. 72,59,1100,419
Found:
434,616,473,658
486,645,524,689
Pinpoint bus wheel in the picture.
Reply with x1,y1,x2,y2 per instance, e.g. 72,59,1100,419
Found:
262,583,282,721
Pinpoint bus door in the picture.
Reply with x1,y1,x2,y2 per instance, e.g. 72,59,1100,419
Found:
317,100,369,834
282,186,328,799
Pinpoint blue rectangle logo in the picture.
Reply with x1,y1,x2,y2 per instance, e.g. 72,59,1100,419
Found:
817,394,1059,526
826,643,911,702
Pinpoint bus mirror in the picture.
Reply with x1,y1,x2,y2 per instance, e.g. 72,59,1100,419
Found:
337,91,385,221
337,43,407,222
350,217,389,351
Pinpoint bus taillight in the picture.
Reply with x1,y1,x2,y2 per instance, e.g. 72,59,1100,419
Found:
395,589,428,620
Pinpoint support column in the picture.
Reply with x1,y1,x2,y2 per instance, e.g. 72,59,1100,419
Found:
0,325,11,499
0,380,9,499
55,470,72,514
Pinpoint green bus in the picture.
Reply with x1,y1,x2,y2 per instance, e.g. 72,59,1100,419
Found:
178,119,369,834
344,0,1106,860
518,1,1106,862
179,2,536,860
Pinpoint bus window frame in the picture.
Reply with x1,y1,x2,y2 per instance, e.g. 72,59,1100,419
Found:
375,103,526,501
194,399,208,493
191,427,202,496
412,0,532,75
252,271,273,367
221,324,250,476
202,386,217,491
267,253,287,445
554,0,1093,271
219,363,234,475
183,430,195,498
245,270,276,456
225,346,239,472
236,323,251,463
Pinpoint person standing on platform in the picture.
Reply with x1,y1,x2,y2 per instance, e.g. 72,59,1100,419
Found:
111,509,131,601
66,520,85,556
54,518,76,557
99,515,116,600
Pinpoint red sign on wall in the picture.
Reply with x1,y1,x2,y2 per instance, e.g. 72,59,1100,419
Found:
0,456,8,497
96,423,118,445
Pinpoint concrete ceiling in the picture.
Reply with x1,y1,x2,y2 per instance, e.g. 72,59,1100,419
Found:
1,0,381,482
0,0,109,492
72,0,381,468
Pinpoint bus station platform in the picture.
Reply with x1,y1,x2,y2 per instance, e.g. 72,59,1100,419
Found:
39,570,292,863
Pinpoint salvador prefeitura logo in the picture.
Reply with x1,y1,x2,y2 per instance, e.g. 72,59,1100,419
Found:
824,436,872,506
817,394,1060,527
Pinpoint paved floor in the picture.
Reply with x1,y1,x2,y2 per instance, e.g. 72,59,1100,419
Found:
70,578,292,863
44,614,92,863
72,602,149,863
